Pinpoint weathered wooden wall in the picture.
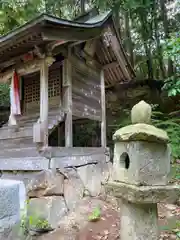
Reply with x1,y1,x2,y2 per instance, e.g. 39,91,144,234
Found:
71,57,101,121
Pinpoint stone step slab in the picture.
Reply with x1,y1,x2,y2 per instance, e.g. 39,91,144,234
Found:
0,157,49,171
0,147,39,158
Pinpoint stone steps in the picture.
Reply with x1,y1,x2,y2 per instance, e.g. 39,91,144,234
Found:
0,137,35,150
0,110,65,142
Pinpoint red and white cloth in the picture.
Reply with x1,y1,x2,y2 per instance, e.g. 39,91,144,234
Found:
10,70,21,116
8,70,21,125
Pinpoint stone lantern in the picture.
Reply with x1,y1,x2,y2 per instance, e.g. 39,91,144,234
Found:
106,101,180,240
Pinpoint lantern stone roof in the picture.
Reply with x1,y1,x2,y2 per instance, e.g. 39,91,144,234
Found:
113,101,169,143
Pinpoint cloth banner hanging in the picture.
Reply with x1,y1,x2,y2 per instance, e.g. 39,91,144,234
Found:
10,70,21,115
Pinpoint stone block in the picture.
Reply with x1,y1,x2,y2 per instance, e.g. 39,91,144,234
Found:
1,171,41,186
113,141,171,186
27,170,64,198
27,196,68,229
0,180,21,229
106,181,180,204
64,169,84,211
120,201,158,240
77,164,102,197
0,157,50,171
49,147,108,168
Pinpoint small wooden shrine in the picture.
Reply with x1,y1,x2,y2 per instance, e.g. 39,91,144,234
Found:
0,9,134,158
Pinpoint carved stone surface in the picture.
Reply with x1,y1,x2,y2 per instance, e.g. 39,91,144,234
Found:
113,141,171,185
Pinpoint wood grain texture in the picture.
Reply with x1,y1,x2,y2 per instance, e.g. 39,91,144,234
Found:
63,53,73,147
100,70,106,147
71,55,101,121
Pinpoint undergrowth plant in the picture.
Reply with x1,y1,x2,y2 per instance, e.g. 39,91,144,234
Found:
88,206,101,222
19,200,51,236
151,107,180,160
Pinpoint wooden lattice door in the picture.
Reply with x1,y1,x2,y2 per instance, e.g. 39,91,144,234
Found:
23,62,62,115
24,71,40,114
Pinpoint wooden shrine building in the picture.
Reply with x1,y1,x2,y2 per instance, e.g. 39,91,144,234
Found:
0,9,134,166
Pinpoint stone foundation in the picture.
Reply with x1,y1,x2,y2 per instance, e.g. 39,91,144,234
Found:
0,147,112,238
25,161,112,231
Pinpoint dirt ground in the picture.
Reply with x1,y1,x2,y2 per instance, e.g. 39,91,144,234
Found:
75,202,180,240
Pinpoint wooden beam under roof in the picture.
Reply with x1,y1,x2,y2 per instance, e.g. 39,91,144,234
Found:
41,27,103,42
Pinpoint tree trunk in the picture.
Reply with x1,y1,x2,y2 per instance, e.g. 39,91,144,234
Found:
144,44,154,79
153,0,166,79
139,12,154,79
80,0,85,14
160,0,174,76
113,4,121,37
124,10,134,67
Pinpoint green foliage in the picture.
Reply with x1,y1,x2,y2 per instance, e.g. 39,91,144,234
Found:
164,32,180,65
160,219,180,238
171,220,180,238
163,75,180,97
171,164,180,182
163,32,180,96
0,83,10,106
19,200,51,236
152,109,180,159
28,216,50,229
88,206,101,222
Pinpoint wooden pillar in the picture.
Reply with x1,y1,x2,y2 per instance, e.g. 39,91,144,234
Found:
63,49,73,147
40,58,49,146
100,69,106,147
